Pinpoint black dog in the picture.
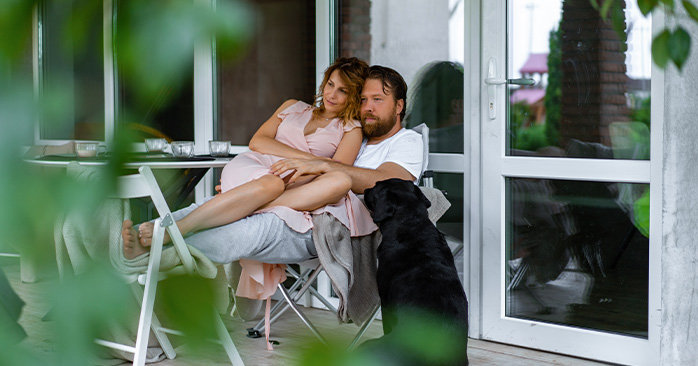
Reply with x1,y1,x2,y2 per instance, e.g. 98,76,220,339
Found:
363,178,469,365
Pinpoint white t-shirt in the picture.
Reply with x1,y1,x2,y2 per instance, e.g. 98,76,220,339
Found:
354,128,424,182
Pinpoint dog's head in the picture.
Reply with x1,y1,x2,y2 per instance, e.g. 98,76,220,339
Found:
364,178,431,223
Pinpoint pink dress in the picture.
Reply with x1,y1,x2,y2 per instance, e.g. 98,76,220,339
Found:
220,101,378,300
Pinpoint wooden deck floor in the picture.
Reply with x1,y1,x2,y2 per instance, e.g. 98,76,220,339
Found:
4,259,611,365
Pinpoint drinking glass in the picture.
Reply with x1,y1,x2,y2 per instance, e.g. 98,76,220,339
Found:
75,142,103,157
209,140,231,157
145,138,168,153
171,141,195,158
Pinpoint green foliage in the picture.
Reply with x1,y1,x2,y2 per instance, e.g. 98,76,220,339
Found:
0,0,254,363
296,310,467,366
630,97,651,128
684,0,698,21
594,0,697,71
650,27,690,70
634,189,650,237
545,25,562,147
516,124,549,151
509,101,531,148
668,26,691,69
652,29,672,68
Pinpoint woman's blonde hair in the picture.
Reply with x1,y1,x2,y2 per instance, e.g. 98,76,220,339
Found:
313,57,369,125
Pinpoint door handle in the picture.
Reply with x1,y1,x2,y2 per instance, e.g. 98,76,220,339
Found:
485,58,536,120
484,77,536,86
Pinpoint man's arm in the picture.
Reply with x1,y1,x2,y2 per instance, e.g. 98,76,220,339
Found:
269,158,415,194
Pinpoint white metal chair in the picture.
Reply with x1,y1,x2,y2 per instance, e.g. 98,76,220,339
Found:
246,124,443,348
97,166,244,366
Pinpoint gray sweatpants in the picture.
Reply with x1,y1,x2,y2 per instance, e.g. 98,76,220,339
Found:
165,198,316,264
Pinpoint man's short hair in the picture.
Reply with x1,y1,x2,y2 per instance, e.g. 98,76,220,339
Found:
367,65,408,121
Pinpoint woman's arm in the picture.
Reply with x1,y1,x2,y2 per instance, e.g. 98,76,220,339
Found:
248,99,318,160
331,127,363,165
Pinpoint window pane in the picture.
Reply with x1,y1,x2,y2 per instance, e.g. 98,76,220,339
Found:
505,177,649,337
339,0,466,251
340,0,465,154
217,0,316,146
39,0,104,141
115,0,194,141
507,0,651,160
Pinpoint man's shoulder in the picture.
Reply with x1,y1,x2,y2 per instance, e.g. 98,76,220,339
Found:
378,128,421,146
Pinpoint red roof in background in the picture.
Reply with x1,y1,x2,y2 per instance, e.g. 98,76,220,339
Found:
520,53,548,74
510,88,545,105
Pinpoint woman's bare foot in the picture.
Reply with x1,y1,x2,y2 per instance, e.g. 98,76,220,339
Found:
122,220,148,259
137,221,171,247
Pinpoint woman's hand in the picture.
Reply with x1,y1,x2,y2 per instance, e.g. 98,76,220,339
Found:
270,158,332,184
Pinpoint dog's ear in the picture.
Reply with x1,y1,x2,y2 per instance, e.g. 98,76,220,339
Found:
366,183,395,223
370,202,395,223
413,184,432,209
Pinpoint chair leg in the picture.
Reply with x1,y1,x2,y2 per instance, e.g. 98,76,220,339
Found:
150,314,176,359
133,219,165,366
277,284,326,344
214,313,245,366
250,264,324,335
348,305,380,351
130,284,176,360
249,267,312,334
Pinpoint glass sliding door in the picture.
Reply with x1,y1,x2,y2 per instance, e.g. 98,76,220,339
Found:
480,0,659,364
216,0,316,147
37,0,105,142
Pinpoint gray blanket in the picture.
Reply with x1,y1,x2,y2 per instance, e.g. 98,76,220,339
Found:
311,186,451,325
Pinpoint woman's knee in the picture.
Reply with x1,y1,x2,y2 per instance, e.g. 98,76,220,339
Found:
255,174,285,196
321,171,352,195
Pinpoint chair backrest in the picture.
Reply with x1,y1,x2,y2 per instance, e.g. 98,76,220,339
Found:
410,123,430,179
115,166,195,273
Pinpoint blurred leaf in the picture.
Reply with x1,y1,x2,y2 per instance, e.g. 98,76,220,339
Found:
660,0,676,10
652,29,671,68
158,275,218,351
50,261,132,366
0,0,34,63
116,0,253,105
610,1,627,40
638,0,660,15
64,0,103,58
668,26,691,70
634,190,650,237
683,0,698,22
600,0,614,19
590,0,600,10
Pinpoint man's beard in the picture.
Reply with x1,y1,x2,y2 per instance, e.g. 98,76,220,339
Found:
361,110,396,138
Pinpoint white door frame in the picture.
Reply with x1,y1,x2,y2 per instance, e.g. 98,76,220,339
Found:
478,0,662,364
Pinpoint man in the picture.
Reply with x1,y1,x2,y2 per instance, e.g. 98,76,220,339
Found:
122,65,424,272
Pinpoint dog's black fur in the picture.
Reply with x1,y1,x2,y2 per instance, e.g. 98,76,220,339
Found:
363,178,469,365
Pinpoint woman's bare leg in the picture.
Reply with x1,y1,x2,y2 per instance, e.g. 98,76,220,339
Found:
134,174,285,247
260,171,352,211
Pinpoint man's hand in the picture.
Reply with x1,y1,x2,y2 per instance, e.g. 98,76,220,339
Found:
270,158,332,184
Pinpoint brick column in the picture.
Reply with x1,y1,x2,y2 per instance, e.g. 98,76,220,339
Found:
339,0,371,62
559,0,628,147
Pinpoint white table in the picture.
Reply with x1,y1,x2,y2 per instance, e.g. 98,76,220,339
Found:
24,155,233,169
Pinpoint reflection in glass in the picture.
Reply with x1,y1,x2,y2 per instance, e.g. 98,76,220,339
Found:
506,0,651,160
217,0,316,146
39,0,104,141
505,177,649,337
115,0,194,142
